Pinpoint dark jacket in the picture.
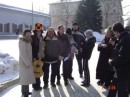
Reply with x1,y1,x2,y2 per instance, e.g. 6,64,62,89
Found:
31,35,43,59
82,36,96,60
72,31,85,53
44,36,61,63
58,34,71,57
96,37,114,80
113,32,130,80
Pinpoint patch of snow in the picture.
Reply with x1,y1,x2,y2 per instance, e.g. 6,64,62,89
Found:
0,51,19,83
93,31,104,42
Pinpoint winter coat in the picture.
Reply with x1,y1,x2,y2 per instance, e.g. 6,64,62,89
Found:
72,31,85,53
44,36,61,63
82,36,96,60
67,35,78,59
96,37,114,81
19,37,35,85
31,35,45,60
112,32,130,80
58,34,71,57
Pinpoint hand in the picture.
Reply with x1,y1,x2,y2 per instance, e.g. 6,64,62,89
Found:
109,39,115,46
58,56,64,60
100,44,107,48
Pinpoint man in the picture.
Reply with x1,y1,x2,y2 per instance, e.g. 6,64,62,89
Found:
108,22,130,97
81,30,96,87
72,22,85,78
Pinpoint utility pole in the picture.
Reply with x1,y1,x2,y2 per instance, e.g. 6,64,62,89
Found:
32,1,34,30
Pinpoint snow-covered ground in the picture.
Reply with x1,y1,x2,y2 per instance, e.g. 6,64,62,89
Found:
93,32,104,42
0,40,19,84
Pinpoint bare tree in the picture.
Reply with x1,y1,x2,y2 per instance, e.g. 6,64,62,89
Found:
60,0,71,28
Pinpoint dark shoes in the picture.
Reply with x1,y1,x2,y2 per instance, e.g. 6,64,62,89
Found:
64,80,69,86
81,83,90,87
56,81,61,85
34,87,42,91
80,74,83,78
23,92,32,97
97,80,104,86
43,84,48,89
23,96,28,97
68,76,74,80
51,83,56,87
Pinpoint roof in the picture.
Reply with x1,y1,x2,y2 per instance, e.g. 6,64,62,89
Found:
0,3,50,17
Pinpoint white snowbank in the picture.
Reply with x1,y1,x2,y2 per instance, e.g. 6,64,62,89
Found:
93,31,104,42
0,51,19,83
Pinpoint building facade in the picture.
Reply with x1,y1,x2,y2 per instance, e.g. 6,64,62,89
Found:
0,4,51,34
49,0,123,31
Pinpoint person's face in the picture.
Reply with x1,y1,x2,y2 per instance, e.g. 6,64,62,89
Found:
26,32,31,38
113,31,120,38
106,31,112,38
72,25,78,31
59,26,64,34
47,28,55,38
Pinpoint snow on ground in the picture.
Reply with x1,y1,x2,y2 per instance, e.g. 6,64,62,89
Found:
93,32,104,42
0,40,19,83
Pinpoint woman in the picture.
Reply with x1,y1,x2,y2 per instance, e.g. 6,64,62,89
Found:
81,30,96,87
96,26,114,87
43,27,62,89
19,29,35,97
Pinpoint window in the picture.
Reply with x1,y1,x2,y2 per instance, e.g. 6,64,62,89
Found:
0,23,2,32
12,23,17,33
4,23,9,33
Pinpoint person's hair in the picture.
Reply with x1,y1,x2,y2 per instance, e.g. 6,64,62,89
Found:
23,29,31,36
72,22,79,31
57,25,64,36
105,26,114,36
72,22,78,26
84,29,93,36
66,28,72,35
44,27,57,39
58,25,63,30
112,22,124,33
124,26,130,32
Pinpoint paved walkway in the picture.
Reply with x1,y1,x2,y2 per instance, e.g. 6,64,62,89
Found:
0,43,109,97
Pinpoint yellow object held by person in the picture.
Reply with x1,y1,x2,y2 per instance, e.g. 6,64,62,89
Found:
33,60,44,78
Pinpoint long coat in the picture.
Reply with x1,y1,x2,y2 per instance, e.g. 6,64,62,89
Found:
96,37,113,82
19,37,35,85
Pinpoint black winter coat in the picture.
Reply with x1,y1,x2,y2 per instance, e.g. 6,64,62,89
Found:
96,37,114,81
82,36,96,60
113,32,130,80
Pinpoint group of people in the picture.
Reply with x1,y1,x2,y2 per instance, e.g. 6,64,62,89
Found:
19,21,130,97
19,22,96,97
96,22,130,97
